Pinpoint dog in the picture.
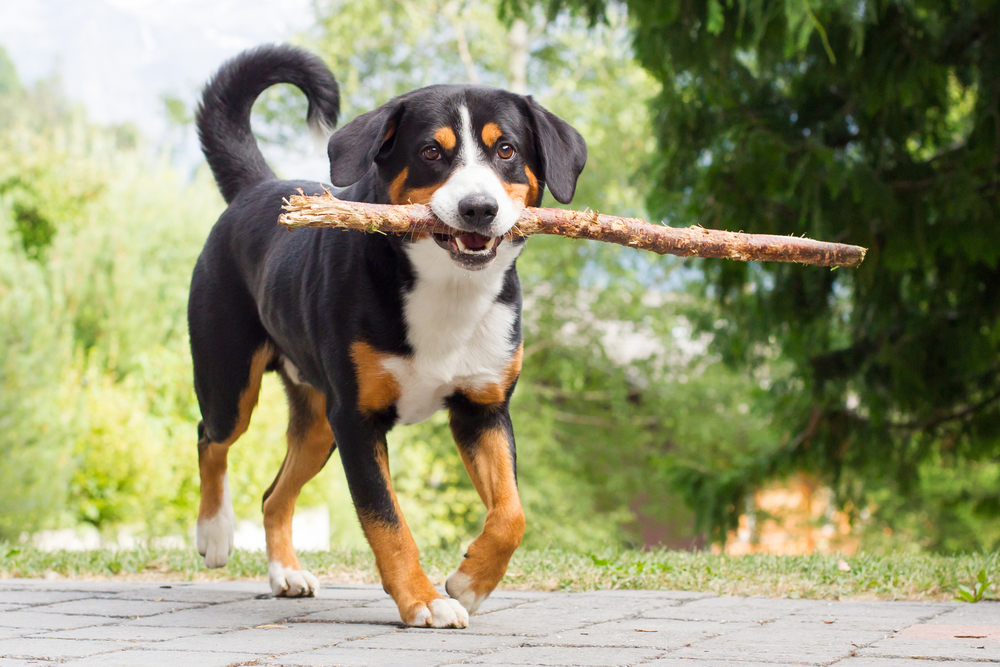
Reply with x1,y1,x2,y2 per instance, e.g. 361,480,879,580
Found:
189,44,586,628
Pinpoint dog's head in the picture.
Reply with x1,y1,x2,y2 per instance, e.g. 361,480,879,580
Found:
327,85,586,271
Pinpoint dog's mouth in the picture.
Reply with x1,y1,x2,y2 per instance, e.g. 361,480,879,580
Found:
432,231,503,270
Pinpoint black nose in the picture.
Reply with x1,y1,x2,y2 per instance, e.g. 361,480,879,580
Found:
458,195,498,229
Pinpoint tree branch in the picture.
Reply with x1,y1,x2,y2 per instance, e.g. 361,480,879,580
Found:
280,191,868,268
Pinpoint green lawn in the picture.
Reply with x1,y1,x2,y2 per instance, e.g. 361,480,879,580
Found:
2,546,996,602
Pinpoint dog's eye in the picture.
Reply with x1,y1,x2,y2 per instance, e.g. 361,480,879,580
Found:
497,143,515,159
421,146,441,161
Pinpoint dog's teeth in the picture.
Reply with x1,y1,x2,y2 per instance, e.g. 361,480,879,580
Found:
454,237,467,252
485,237,497,250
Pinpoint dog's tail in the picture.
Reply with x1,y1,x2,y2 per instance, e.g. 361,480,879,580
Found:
196,44,340,204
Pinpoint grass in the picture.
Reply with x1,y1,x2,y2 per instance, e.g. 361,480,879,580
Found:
2,545,997,602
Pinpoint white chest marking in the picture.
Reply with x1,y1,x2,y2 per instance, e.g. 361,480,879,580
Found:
387,237,522,424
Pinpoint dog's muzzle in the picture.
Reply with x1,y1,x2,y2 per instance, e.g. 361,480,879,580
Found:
432,230,504,271
431,194,508,270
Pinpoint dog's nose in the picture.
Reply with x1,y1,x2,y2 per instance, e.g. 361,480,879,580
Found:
458,195,498,229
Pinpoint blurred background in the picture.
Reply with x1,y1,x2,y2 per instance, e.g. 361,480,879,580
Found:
1,0,997,557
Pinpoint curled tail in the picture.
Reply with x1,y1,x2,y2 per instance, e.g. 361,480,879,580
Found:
196,44,340,204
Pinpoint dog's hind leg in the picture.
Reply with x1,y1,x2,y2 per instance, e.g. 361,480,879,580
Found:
444,396,525,614
261,374,335,597
193,342,274,567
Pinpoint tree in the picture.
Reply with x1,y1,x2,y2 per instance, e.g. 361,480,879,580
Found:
513,0,1000,550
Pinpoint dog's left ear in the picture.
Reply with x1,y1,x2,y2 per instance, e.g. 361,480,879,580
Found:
526,98,587,204
328,100,403,187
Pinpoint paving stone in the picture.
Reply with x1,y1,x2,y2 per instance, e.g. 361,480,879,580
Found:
3,580,980,666
895,623,1000,640
459,645,661,665
340,628,523,652
855,636,1000,661
922,602,1000,625
61,648,260,666
643,596,820,623
33,598,203,618
123,597,329,628
106,584,261,604
472,596,540,615
0,581,131,595
644,661,812,667
300,605,407,626
458,595,664,636
538,618,753,650
0,625,45,640
0,637,128,659
264,646,474,666
359,594,537,615
0,610,115,630
0,590,99,605
669,619,890,666
790,601,954,631
153,621,394,652
310,584,393,600
834,659,998,666
39,624,219,642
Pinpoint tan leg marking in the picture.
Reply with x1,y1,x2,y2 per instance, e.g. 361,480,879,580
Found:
447,427,525,612
434,126,457,152
263,382,333,596
459,343,523,406
350,342,401,414
361,443,468,627
481,122,502,147
198,343,274,523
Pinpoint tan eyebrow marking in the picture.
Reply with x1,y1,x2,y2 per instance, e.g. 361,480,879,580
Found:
481,122,502,147
433,126,457,151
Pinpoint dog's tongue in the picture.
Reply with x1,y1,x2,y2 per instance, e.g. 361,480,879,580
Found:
458,232,490,250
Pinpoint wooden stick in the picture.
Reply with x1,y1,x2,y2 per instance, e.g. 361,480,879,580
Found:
279,191,867,268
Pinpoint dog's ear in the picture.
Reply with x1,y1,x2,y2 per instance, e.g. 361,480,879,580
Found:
328,100,403,187
526,98,587,204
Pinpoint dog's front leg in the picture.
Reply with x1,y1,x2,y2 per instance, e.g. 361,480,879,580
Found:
445,398,525,614
332,409,469,628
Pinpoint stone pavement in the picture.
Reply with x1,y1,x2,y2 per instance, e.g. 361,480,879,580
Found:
0,579,997,666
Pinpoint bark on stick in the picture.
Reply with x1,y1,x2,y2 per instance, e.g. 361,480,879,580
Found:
279,191,867,268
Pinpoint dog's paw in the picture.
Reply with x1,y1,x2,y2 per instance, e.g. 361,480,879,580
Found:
195,503,235,569
404,597,469,629
269,562,319,597
446,570,488,614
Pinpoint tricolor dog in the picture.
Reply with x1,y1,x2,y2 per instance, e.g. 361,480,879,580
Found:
189,45,586,628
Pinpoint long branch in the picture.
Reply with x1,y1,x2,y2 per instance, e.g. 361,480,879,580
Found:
279,191,868,268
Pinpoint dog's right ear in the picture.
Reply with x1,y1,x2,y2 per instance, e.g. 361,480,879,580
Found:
328,101,403,187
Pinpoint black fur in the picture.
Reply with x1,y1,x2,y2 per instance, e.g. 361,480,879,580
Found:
189,44,585,548
196,45,339,204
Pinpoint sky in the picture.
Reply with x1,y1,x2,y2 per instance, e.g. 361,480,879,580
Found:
0,0,329,180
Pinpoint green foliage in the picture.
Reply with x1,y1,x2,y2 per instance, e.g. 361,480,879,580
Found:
518,0,1000,552
955,568,994,603
2,544,996,601
0,209,72,539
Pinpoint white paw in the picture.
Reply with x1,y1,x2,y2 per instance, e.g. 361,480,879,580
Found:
407,598,469,629
269,561,319,597
446,570,488,614
196,477,234,568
